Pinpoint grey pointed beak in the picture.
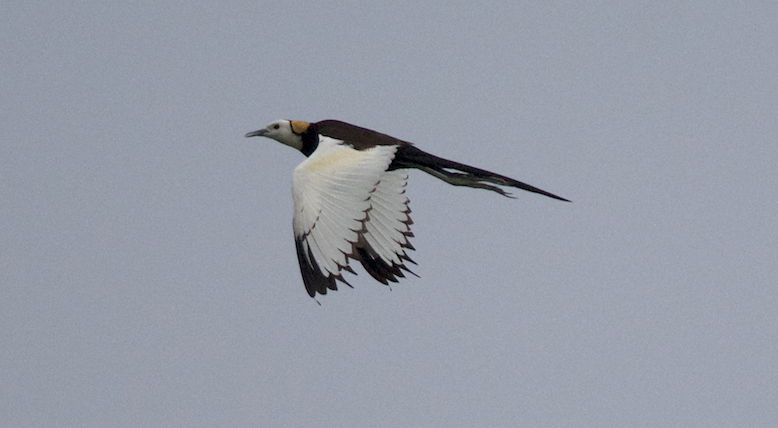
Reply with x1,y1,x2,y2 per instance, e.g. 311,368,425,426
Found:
245,128,267,138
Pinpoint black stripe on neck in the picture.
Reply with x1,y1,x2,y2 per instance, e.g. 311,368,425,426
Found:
300,124,319,157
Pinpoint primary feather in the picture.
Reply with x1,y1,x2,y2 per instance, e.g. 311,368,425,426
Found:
245,119,568,297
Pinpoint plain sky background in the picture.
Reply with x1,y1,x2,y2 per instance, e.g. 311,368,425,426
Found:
2,1,777,427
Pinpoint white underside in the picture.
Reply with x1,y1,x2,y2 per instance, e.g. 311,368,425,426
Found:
292,137,411,278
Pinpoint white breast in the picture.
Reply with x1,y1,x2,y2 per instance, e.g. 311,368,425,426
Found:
290,136,413,289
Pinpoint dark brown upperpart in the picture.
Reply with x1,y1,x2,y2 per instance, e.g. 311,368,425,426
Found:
304,119,570,202
313,120,413,151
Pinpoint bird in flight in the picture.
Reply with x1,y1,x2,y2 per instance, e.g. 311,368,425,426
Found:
245,119,569,298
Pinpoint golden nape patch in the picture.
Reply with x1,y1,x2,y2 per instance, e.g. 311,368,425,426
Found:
290,120,310,135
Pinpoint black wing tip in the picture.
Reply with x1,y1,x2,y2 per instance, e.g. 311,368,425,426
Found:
304,272,356,298
297,238,347,298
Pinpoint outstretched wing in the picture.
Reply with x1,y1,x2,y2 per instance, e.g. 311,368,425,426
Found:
292,137,408,297
357,169,417,285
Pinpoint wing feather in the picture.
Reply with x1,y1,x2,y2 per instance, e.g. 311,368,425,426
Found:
368,193,410,246
290,136,421,297
358,170,417,282
292,138,400,296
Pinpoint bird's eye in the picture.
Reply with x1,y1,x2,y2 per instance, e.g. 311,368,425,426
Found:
273,124,280,129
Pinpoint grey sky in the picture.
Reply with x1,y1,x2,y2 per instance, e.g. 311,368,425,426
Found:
2,1,777,427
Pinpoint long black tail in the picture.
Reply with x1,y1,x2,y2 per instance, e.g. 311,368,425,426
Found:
390,145,570,202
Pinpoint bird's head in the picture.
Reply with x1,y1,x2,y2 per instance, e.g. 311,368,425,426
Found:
245,119,309,152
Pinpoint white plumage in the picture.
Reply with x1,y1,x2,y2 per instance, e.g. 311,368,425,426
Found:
245,119,568,298
292,138,407,280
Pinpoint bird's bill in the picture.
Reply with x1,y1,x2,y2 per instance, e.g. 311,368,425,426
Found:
244,128,267,138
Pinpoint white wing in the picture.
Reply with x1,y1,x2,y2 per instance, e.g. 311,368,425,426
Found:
292,137,415,297
358,169,416,284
